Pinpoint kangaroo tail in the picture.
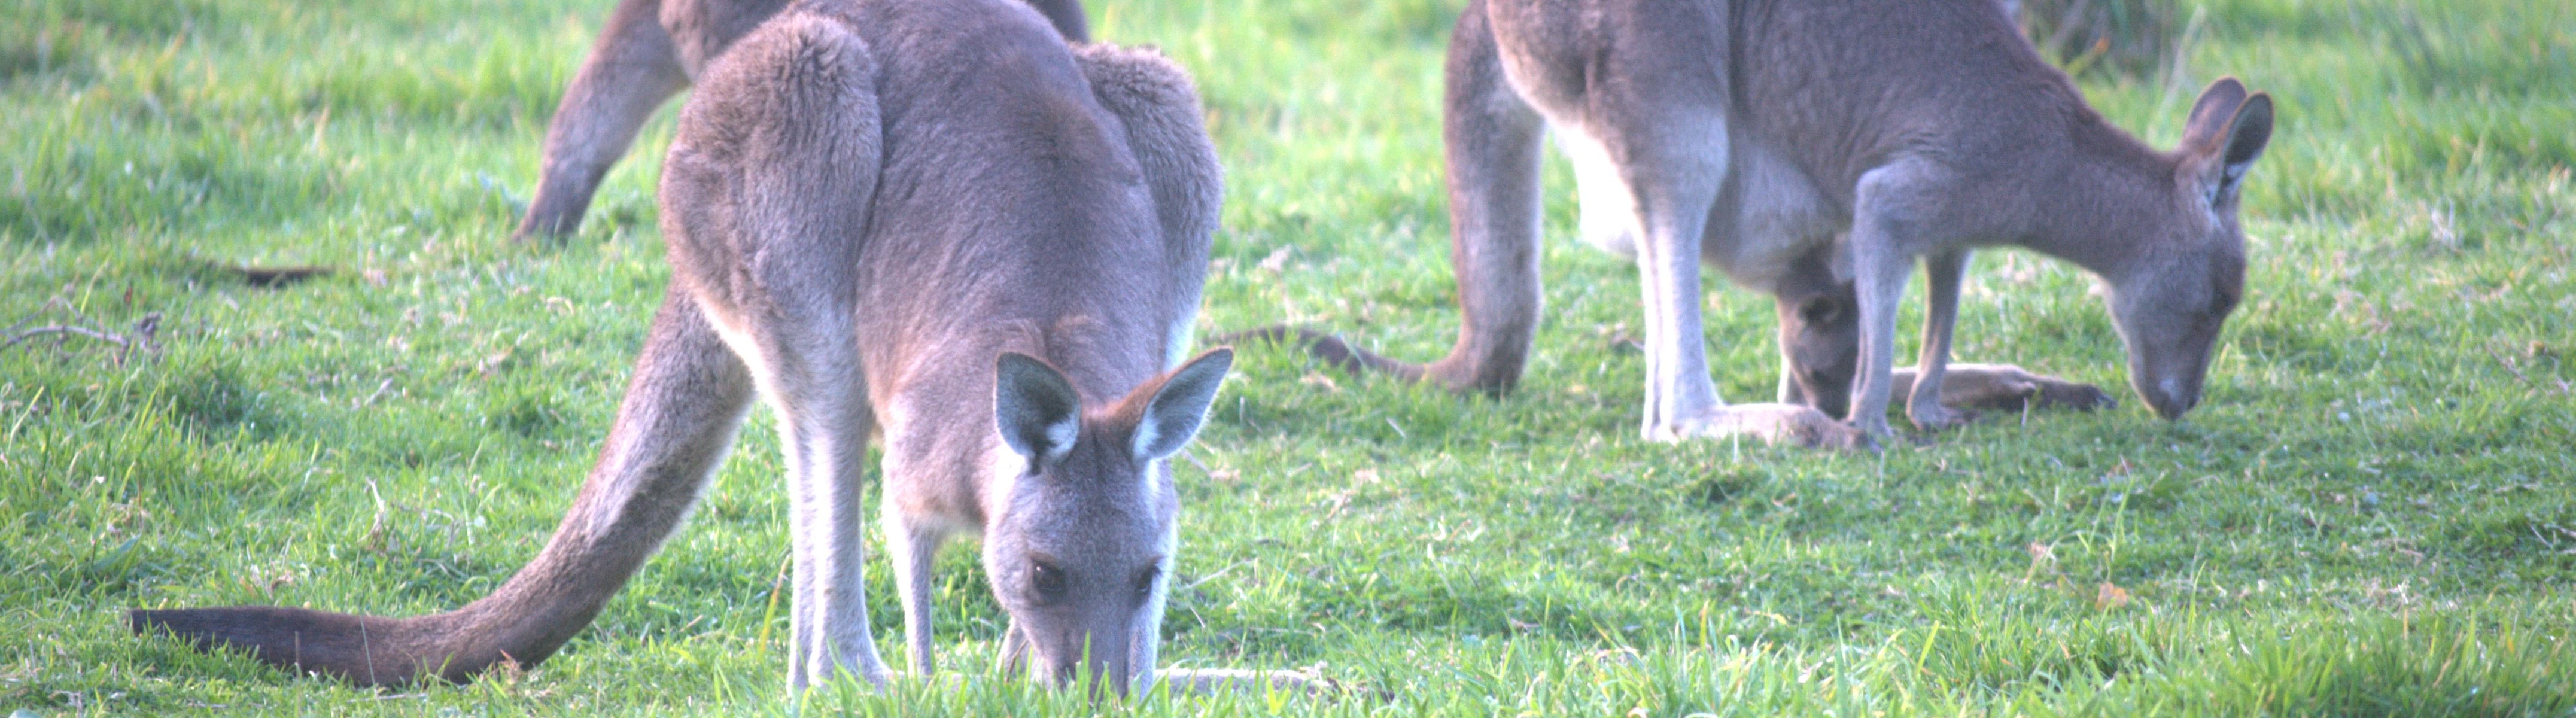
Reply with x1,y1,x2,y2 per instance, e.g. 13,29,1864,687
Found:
1215,325,1428,382
128,606,468,687
128,290,755,687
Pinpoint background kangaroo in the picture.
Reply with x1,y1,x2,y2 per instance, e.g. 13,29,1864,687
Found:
1236,275,2114,426
1334,0,2270,445
133,0,1231,694
510,0,1091,240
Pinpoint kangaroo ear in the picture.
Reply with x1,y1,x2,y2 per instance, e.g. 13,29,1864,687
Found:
2218,93,2274,188
2178,79,2273,205
996,353,1082,464
1131,348,1233,461
2178,77,2250,154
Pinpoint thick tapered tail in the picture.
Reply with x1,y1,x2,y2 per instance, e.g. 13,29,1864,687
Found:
129,607,472,686
129,290,756,687
1216,325,1428,382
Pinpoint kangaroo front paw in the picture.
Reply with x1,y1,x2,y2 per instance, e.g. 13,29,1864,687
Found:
1655,404,1872,451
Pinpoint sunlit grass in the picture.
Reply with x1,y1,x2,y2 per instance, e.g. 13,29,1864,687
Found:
3,0,2570,714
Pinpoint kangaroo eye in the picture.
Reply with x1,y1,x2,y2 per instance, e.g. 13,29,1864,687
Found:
1030,562,1068,603
1135,565,1160,597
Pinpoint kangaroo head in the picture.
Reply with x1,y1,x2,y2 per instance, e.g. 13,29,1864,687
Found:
2104,78,2273,420
983,347,1233,693
1772,248,1862,419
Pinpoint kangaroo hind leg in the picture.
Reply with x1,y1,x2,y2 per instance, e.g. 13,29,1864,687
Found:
1419,0,1550,394
516,0,692,241
1565,86,1852,446
660,11,890,691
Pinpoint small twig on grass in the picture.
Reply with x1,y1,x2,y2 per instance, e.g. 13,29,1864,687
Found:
2488,346,2531,382
1,308,162,364
357,376,397,408
1179,559,1253,592
0,324,127,351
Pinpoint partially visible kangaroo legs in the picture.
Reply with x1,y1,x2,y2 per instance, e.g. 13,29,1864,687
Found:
515,0,692,241
512,0,1093,241
1413,2,1547,394
1234,242,2113,425
131,289,755,685
1905,249,1975,430
1770,245,2115,420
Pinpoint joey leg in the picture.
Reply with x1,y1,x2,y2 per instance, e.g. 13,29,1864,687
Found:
692,266,886,692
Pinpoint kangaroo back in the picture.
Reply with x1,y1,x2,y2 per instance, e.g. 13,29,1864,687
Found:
514,0,1094,240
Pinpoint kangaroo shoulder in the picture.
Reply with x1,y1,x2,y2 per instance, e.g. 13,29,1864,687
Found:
694,11,881,111
1067,43,1220,247
677,10,884,158
1068,44,1201,114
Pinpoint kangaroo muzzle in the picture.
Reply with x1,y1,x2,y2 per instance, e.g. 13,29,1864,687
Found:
2143,376,2201,420
1032,620,1137,695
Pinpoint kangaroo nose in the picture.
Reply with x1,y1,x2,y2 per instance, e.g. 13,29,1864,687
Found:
2148,378,2199,420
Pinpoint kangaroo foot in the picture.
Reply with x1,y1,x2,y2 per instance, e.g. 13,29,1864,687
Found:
1938,363,2116,412
1654,404,1873,450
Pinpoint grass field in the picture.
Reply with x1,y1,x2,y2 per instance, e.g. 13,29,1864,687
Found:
4,0,2572,714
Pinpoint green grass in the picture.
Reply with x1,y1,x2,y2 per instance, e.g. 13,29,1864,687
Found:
4,0,2571,714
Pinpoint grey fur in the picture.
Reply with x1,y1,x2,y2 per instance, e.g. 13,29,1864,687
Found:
1407,0,2271,443
133,0,1232,696
511,0,1091,241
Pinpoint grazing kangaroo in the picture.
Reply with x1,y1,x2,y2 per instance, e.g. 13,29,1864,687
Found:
510,0,1091,240
1331,0,2270,444
135,0,1236,695
1233,253,2115,425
